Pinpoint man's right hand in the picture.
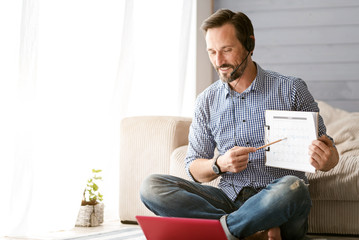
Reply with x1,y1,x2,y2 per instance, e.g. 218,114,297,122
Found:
217,146,256,173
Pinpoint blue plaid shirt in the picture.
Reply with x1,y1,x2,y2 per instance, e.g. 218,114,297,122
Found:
185,63,328,201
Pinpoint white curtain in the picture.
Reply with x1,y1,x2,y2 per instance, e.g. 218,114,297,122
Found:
116,0,195,117
0,0,195,237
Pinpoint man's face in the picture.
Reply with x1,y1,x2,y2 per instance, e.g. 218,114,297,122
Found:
205,23,248,83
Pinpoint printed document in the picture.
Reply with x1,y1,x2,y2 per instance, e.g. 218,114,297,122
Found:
264,110,318,173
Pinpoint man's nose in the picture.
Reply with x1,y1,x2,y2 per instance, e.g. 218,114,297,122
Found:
215,52,225,67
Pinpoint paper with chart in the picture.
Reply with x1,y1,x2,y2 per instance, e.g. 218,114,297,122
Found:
264,110,318,173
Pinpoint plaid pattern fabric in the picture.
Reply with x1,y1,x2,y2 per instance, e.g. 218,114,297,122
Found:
185,63,328,201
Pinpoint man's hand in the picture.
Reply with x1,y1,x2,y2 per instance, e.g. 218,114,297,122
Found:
309,135,339,172
217,146,256,173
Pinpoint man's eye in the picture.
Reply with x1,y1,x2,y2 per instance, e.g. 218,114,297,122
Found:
224,49,232,53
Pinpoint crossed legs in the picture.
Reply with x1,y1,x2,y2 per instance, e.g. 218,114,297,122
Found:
140,174,311,239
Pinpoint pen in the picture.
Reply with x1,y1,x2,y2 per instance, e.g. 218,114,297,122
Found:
256,137,287,150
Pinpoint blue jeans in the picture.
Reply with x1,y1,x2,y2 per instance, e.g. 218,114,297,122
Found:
140,174,311,240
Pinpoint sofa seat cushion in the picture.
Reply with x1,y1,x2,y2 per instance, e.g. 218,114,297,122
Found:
306,153,359,201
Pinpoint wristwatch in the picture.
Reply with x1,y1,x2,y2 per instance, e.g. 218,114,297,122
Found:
212,155,223,175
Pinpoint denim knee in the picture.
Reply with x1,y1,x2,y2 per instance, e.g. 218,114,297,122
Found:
278,175,307,191
277,175,311,206
140,174,163,203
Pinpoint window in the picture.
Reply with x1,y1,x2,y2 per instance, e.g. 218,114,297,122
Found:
0,0,197,236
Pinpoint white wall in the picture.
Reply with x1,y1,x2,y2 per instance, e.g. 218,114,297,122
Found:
214,0,359,112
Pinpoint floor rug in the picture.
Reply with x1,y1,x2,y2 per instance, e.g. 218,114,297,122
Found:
62,226,359,240
64,227,145,240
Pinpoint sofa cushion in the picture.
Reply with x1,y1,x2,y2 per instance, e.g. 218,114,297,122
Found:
306,101,359,201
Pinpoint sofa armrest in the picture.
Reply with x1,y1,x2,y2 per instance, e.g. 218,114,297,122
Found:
119,116,191,222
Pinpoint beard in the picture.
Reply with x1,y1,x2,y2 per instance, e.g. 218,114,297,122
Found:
215,54,249,83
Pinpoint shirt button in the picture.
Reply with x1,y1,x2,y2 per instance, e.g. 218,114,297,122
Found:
246,142,250,145
241,96,245,100
242,119,246,122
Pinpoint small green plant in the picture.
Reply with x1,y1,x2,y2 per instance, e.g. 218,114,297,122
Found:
82,169,103,206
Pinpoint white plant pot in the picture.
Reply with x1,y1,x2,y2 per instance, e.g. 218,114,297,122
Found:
75,203,104,227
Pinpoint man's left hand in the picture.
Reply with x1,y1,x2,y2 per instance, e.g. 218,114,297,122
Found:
309,135,339,172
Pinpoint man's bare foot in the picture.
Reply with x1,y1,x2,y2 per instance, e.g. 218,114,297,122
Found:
268,227,281,240
244,227,281,240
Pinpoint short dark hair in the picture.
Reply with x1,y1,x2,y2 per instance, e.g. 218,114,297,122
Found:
201,9,255,52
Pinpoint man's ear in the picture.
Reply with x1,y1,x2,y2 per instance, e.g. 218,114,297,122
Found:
248,35,255,54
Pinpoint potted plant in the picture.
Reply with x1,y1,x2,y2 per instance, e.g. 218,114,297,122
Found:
75,169,104,227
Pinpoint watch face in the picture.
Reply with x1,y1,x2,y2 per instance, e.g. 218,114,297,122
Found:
212,164,220,174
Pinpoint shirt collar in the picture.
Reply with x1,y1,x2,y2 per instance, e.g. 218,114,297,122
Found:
251,63,265,94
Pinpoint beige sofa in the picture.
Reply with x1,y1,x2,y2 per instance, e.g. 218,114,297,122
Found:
119,101,359,235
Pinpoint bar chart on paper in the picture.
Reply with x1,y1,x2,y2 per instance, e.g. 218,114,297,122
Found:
264,110,318,173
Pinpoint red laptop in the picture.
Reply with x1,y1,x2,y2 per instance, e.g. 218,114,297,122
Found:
136,215,227,240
